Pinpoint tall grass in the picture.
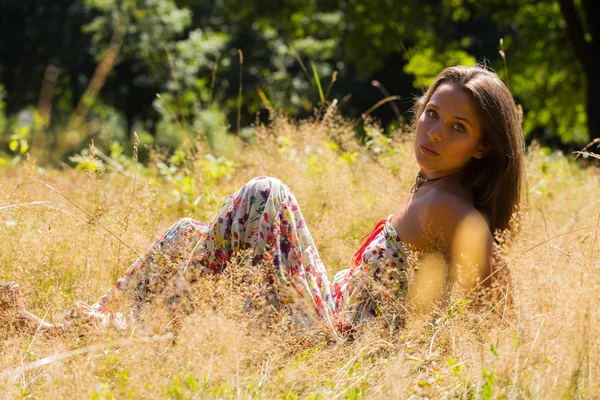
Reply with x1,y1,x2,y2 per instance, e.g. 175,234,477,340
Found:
0,112,599,398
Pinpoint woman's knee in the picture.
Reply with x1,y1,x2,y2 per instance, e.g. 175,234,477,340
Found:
170,217,195,231
245,176,290,199
166,217,203,239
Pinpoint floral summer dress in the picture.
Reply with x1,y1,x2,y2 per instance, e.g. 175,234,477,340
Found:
80,176,411,338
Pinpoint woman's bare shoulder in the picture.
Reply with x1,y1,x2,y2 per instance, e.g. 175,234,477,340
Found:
422,187,475,217
421,188,491,247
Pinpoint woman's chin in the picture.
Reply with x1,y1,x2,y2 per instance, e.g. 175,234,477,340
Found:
414,155,437,171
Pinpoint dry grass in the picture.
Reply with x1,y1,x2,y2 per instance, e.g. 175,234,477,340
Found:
0,111,599,398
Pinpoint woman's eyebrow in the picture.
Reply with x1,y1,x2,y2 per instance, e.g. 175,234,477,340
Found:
428,103,473,127
454,116,473,127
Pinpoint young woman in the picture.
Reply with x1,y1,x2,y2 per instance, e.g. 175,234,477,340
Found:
2,65,525,339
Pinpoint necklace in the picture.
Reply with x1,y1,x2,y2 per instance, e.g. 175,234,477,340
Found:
411,173,445,193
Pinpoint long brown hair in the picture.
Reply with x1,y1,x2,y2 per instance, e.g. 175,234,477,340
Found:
411,65,526,235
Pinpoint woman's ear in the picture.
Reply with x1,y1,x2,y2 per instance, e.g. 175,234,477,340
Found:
474,143,487,159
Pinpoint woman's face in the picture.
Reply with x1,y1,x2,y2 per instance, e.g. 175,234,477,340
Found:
414,83,485,179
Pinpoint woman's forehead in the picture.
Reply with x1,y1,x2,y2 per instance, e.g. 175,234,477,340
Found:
428,83,479,121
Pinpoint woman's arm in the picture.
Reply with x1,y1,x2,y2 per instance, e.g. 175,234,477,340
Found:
426,196,494,294
449,211,494,293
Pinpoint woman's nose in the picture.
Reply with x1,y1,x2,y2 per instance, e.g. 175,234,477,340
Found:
427,121,444,142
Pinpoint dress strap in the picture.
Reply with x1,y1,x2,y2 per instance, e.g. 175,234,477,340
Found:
351,218,387,267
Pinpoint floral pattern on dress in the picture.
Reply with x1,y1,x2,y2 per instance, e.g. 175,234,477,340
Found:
81,176,411,337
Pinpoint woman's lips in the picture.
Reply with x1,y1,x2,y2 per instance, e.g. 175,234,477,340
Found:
420,144,439,156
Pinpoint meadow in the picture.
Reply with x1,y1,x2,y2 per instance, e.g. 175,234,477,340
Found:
0,111,599,399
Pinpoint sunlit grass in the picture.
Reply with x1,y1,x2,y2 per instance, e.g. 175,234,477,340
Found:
0,112,599,398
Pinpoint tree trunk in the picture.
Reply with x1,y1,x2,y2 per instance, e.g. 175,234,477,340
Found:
586,74,600,140
558,0,600,142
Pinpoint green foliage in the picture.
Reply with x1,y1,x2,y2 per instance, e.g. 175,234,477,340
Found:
69,147,104,172
0,0,597,157
344,381,368,399
311,62,325,104
0,108,48,166
9,128,30,156
481,367,495,399
404,46,476,88
94,351,134,399
490,342,498,357
446,299,471,319
151,148,235,212
447,355,465,376
478,0,590,143
84,0,192,71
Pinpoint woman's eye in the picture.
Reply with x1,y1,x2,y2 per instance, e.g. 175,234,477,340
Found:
426,109,438,119
453,123,466,132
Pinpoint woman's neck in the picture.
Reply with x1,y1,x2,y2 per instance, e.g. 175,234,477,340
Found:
412,170,464,193
417,168,464,181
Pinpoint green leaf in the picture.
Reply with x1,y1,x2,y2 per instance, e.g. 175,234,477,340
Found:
19,140,29,153
311,62,325,104
490,343,498,357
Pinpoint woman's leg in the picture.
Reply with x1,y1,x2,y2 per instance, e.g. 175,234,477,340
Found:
0,281,65,333
76,218,209,328
174,176,338,331
78,176,338,335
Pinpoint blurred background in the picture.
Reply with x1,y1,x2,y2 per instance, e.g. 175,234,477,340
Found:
0,0,597,163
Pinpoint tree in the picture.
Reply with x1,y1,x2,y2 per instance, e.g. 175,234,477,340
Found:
558,0,600,140
1,0,595,156
469,0,591,146
83,0,192,140
0,0,96,116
